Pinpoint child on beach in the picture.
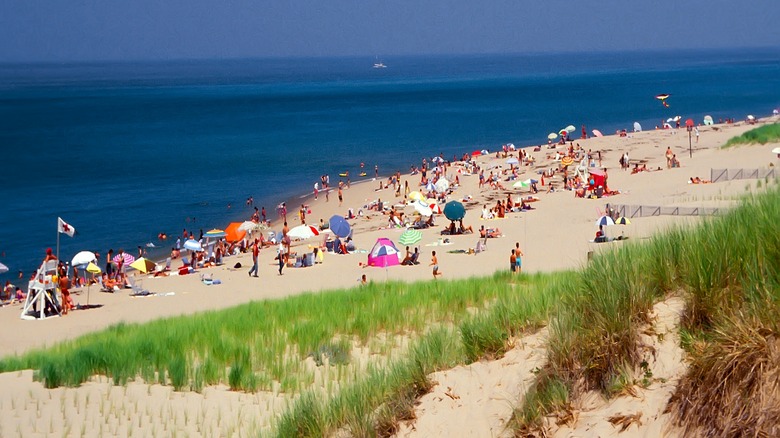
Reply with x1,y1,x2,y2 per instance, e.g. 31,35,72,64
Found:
430,251,442,279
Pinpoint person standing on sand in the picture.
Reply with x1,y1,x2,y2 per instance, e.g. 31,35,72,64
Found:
261,206,266,223
338,184,343,207
514,242,524,274
510,249,517,274
248,239,259,277
375,164,379,179
665,147,674,168
430,250,442,279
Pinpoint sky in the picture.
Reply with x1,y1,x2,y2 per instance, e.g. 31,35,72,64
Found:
2,0,779,62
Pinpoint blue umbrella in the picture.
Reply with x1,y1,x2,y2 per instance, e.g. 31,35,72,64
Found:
183,239,202,251
329,215,352,238
595,216,615,227
443,201,466,221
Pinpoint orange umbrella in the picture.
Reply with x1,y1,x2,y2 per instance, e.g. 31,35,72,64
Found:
225,222,247,243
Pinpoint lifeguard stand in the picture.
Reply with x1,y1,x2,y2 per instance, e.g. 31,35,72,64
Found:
20,260,62,320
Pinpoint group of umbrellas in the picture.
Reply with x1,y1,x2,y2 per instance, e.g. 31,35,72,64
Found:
548,125,577,141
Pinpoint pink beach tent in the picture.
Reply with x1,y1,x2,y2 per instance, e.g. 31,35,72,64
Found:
367,238,401,267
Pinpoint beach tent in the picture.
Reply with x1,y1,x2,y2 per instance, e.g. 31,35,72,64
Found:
633,122,642,132
367,238,401,267
703,115,714,125
225,222,247,243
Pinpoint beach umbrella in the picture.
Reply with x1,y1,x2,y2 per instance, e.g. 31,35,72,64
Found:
82,262,102,305
615,217,631,225
471,150,481,157
559,129,568,136
225,222,247,243
429,202,443,214
0,262,7,274
513,180,529,188
560,156,574,167
547,132,558,140
329,215,351,238
434,178,450,193
287,225,319,240
71,250,96,266
130,257,157,274
113,252,135,266
408,191,426,202
183,239,202,251
412,200,433,216
565,125,576,133
480,149,489,155
238,221,258,232
588,168,606,176
443,200,465,221
399,229,423,246
431,156,444,164
425,180,435,192
592,129,603,137
771,147,780,154
747,115,755,121
595,216,615,227
506,157,519,165
685,119,694,128
204,229,226,239
703,115,713,125
633,122,642,132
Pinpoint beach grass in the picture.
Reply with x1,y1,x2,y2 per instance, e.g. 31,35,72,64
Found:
723,122,780,147
0,266,564,396
512,186,780,435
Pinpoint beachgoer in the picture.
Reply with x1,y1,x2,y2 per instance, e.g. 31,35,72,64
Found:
361,274,367,285
665,147,674,168
248,239,259,277
44,247,57,263
510,250,517,273
261,206,267,223
277,241,285,275
514,242,524,274
430,250,442,278
338,186,343,206
59,275,73,315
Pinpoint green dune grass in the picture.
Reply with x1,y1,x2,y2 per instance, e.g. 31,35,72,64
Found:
723,122,780,147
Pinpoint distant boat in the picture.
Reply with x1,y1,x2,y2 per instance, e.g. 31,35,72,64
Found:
373,58,387,69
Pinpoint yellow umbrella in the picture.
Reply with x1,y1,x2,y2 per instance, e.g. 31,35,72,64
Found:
561,156,574,167
408,191,426,202
85,262,102,306
130,257,157,274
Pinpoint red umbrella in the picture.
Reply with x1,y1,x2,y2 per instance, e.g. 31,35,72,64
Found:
685,119,694,128
471,150,481,156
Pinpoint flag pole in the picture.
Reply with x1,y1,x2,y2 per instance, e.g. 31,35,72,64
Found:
56,217,60,264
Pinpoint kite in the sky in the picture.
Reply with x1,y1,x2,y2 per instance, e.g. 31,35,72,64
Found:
656,94,671,108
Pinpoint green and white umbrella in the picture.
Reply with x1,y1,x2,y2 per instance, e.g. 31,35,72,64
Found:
398,229,423,246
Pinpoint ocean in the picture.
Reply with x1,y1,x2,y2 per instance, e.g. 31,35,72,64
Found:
1,48,779,285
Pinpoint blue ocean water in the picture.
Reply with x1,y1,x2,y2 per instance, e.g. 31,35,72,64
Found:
1,48,779,284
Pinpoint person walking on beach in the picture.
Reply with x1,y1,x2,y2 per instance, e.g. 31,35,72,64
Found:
248,239,259,277
338,185,343,207
510,250,517,274
261,206,266,223
277,241,285,275
514,242,524,274
430,250,442,279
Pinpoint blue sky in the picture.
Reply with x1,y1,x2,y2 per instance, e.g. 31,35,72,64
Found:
2,0,779,62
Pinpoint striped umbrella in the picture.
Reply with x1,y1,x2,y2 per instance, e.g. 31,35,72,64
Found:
595,216,615,227
113,252,135,266
615,217,631,225
399,229,423,246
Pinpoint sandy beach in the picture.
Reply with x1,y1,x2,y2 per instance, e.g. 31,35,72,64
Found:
1,116,778,436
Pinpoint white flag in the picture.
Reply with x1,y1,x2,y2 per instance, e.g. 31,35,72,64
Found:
58,217,76,237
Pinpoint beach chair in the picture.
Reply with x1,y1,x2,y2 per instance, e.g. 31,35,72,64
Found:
127,277,148,296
